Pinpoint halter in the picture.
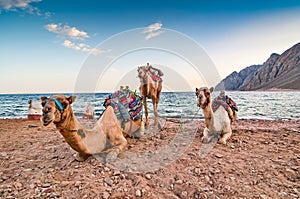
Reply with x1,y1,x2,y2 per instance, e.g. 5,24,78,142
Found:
43,98,65,121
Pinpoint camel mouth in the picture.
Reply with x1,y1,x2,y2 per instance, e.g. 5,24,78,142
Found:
42,118,53,126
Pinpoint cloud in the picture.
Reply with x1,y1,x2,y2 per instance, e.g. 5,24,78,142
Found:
0,0,42,14
45,23,89,40
62,40,109,55
143,22,164,40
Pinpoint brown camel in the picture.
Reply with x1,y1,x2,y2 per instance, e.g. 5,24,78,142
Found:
195,87,232,144
41,95,143,162
137,64,163,129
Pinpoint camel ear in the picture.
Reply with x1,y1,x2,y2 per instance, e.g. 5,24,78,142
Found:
195,88,199,96
209,87,214,93
67,96,76,104
41,96,48,102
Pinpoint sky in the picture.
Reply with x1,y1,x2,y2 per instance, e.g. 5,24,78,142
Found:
0,0,300,93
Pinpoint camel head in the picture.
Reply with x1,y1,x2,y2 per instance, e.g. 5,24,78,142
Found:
195,87,214,109
40,95,76,126
137,66,147,79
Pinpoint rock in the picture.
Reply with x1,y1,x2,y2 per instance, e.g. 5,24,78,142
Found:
60,181,70,187
74,181,81,187
42,183,51,188
14,182,22,189
215,154,223,158
181,191,188,197
175,180,183,185
194,168,201,175
102,191,110,199
104,177,113,186
145,174,151,180
260,194,271,199
135,189,142,197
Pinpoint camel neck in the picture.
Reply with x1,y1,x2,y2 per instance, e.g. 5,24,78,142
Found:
54,111,90,154
202,104,214,129
55,110,77,132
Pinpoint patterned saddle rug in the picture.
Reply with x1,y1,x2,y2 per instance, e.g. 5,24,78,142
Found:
103,89,143,122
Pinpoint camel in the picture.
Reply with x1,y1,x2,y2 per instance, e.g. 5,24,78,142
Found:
41,95,143,162
195,87,232,144
137,63,163,129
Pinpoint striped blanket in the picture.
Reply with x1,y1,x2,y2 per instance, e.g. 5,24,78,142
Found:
103,89,143,122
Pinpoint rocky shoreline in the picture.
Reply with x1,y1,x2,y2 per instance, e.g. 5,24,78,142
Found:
0,119,299,198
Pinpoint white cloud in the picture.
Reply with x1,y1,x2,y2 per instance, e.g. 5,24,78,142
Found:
0,0,40,10
145,30,164,40
62,39,109,55
143,22,164,40
143,22,162,33
45,23,89,40
0,0,42,15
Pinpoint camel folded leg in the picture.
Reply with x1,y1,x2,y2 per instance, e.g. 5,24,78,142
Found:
202,127,212,143
219,127,232,145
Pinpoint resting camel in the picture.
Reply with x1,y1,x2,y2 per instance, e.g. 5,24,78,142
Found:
195,87,232,144
137,64,163,129
41,95,143,162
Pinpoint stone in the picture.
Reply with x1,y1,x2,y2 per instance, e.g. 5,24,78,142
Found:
145,174,151,180
103,191,110,199
135,189,142,197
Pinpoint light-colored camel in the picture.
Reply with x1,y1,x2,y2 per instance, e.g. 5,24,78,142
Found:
41,95,143,162
195,87,232,144
137,64,162,129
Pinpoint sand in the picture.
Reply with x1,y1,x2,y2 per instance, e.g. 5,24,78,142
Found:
0,118,299,199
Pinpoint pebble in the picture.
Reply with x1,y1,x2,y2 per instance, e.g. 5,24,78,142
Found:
215,154,223,158
104,177,113,186
175,180,183,185
145,174,151,180
102,191,110,199
194,168,201,175
181,191,188,197
135,189,142,197
42,183,51,188
74,181,81,187
60,181,70,187
14,182,22,189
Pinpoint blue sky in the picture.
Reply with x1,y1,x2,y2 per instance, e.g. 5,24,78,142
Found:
1,0,300,93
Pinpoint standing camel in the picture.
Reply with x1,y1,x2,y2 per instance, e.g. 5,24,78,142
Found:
137,63,163,129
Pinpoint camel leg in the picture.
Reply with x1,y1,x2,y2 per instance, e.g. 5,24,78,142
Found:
74,153,91,162
219,126,232,145
143,97,149,127
105,128,128,163
152,98,158,124
101,106,128,162
202,127,211,143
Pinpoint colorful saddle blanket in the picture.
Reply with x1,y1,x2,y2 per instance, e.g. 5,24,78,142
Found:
103,89,143,122
147,66,163,82
212,96,238,113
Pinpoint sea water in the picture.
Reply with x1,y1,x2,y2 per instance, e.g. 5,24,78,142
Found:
0,91,299,120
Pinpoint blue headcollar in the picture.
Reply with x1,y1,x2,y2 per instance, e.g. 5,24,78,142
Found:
44,98,64,112
51,98,64,112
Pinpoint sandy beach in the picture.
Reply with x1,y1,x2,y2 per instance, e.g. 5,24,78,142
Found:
0,118,299,198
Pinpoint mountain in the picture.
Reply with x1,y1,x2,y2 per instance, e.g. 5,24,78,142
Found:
215,42,300,91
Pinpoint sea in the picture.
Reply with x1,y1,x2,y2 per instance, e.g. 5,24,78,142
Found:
0,91,299,120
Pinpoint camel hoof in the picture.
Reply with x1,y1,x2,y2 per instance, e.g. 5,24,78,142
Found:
202,136,211,144
106,150,118,163
74,153,90,162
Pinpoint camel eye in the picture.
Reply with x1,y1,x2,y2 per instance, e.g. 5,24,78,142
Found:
41,100,48,107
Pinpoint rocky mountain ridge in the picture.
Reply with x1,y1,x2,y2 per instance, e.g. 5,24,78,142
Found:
215,42,300,91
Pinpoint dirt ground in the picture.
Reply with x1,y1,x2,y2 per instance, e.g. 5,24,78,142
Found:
0,118,299,199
